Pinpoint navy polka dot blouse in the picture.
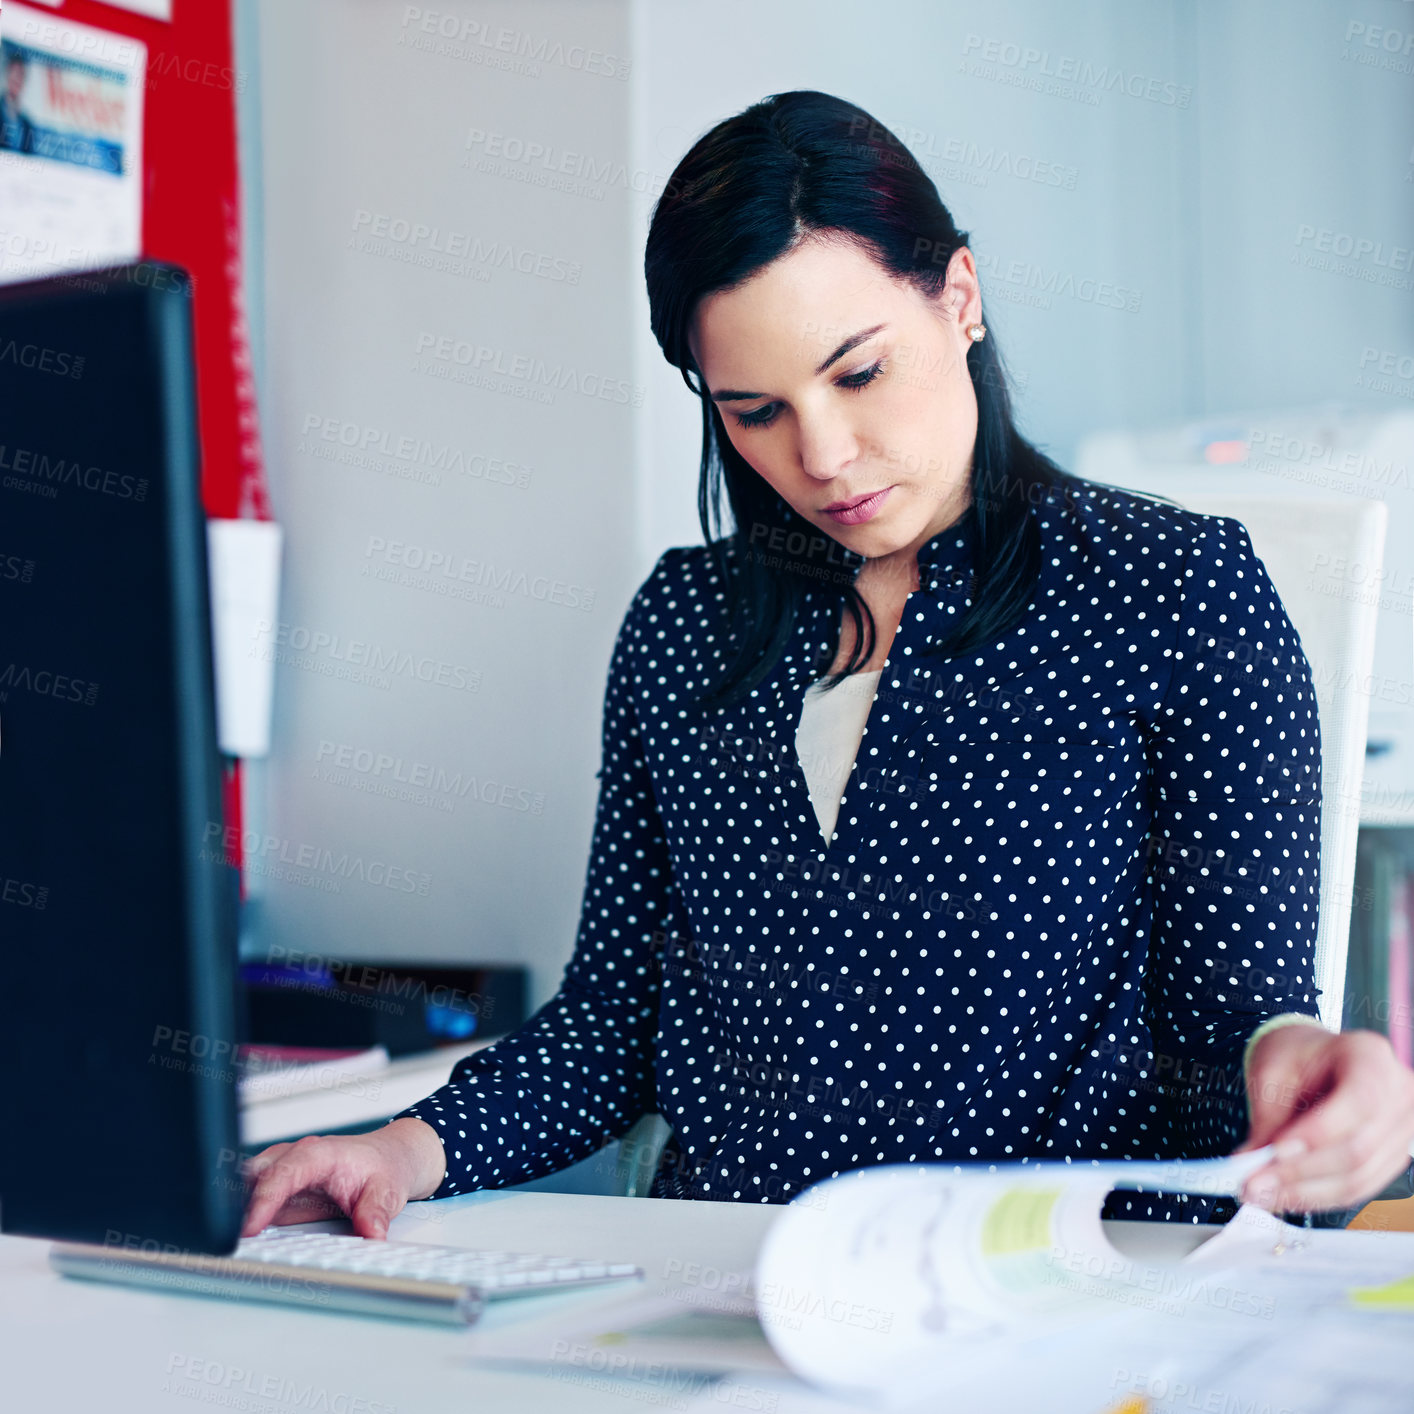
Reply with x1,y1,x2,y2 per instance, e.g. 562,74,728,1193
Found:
396,480,1323,1222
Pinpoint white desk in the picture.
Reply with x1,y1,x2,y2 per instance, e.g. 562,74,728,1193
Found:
0,1190,1214,1414
0,1192,775,1414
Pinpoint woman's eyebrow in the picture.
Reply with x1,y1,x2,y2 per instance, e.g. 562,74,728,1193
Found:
708,322,889,402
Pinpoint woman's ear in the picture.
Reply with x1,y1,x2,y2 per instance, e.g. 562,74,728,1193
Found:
942,246,982,329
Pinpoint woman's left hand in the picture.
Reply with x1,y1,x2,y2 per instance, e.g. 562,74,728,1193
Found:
1236,1023,1414,1213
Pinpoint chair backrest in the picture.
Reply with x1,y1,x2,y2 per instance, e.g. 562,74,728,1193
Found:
1148,492,1387,1028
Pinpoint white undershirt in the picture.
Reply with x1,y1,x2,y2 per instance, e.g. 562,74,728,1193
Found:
794,668,884,842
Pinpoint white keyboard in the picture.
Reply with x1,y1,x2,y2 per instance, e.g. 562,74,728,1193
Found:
50,1228,643,1326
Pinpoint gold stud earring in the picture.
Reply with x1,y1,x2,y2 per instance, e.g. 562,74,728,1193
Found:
966,322,987,343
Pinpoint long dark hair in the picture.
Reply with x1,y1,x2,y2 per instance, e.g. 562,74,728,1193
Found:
644,89,1093,714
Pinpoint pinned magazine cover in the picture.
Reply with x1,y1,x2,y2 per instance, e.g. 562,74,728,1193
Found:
0,2,146,284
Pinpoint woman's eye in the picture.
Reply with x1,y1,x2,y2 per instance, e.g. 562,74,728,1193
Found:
730,359,885,430
734,403,778,429
838,359,885,390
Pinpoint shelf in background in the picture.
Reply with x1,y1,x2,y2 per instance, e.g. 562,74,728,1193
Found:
238,1038,491,1148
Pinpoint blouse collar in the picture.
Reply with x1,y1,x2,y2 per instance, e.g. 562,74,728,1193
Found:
835,499,977,598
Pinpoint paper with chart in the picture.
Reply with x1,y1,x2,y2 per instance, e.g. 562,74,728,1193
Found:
751,1150,1414,1406
478,1149,1414,1414
0,1,146,285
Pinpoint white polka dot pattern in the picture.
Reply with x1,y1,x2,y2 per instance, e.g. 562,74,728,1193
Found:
396,481,1323,1222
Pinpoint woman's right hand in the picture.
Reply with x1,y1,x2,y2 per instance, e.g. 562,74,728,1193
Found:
239,1116,448,1240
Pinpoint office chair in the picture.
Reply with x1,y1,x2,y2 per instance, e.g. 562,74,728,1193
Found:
615,1111,674,1197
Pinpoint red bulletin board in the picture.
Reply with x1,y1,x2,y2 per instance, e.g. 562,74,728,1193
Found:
37,0,269,520
21,0,270,880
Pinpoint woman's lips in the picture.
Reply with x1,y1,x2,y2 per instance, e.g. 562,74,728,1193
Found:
824,486,893,526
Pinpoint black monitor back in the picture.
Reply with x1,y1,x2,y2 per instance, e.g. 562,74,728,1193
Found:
0,262,246,1253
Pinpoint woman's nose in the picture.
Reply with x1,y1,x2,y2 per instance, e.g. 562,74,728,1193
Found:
796,410,860,482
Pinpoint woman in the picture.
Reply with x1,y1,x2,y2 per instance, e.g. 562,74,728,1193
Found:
241,90,1414,1240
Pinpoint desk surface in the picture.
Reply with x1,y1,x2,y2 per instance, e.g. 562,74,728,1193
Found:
0,1189,1217,1414
0,1192,775,1414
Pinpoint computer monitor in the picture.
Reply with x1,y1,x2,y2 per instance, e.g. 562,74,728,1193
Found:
0,261,247,1253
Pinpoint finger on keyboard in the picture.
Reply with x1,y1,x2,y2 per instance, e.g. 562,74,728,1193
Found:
242,1150,330,1236
267,1192,345,1227
240,1143,292,1183
350,1180,400,1240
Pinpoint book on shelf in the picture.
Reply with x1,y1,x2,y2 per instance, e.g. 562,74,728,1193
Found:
236,1044,390,1103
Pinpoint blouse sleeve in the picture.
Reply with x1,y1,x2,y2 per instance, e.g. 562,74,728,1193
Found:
390,554,688,1196
1141,514,1324,1157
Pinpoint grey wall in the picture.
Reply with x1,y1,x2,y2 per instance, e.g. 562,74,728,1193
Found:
243,0,637,1005
238,0,1413,1008
1188,0,1412,416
